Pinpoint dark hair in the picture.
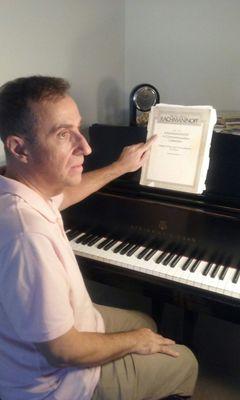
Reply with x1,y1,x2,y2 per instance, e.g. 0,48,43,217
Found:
0,75,70,142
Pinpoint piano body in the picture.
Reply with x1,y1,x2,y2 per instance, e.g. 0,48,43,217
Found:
62,125,240,341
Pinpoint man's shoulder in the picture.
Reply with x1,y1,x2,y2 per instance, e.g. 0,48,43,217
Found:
0,193,56,250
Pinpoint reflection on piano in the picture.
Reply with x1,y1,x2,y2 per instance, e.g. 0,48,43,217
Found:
62,125,240,343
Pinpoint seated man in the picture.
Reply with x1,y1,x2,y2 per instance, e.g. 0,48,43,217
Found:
0,76,198,400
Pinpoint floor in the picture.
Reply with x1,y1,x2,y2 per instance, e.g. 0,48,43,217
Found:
86,279,240,400
193,364,240,400
194,316,240,400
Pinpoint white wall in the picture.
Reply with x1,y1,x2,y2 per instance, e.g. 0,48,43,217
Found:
0,0,125,164
125,0,240,112
1,0,240,164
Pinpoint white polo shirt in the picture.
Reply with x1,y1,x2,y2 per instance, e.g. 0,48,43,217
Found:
0,175,104,400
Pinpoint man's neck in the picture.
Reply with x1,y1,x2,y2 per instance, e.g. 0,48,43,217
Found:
4,165,53,202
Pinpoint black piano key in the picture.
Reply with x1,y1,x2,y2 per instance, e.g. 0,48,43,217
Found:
82,234,95,245
81,233,96,245
126,244,141,257
170,254,182,268
162,250,178,266
120,243,133,255
87,235,102,246
168,244,187,268
181,258,193,271
189,259,201,272
210,264,221,278
66,229,81,240
97,237,112,249
144,248,158,261
219,266,228,280
75,232,91,243
232,268,240,284
156,251,168,264
202,262,214,276
103,238,118,251
113,241,128,253
137,247,150,259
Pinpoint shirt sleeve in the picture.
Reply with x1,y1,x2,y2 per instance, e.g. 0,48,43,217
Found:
0,232,74,342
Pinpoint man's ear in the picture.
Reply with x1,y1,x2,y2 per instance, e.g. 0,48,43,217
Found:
5,135,29,163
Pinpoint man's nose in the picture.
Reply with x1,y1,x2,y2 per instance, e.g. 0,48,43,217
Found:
73,132,92,156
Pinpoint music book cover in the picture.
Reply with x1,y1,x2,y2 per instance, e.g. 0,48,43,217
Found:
140,103,217,194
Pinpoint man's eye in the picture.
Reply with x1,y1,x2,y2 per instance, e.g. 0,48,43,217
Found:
58,131,69,139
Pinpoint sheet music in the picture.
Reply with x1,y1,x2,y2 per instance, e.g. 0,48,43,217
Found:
140,104,217,193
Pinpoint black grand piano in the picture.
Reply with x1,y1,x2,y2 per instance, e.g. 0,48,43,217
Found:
62,124,240,343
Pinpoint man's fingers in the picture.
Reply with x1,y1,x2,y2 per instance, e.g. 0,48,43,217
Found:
138,136,157,161
140,149,150,163
160,345,180,358
160,338,176,345
143,135,157,149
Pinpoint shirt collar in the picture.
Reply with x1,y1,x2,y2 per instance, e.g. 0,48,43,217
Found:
0,175,59,223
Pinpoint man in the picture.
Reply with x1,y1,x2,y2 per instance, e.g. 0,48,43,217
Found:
0,76,198,400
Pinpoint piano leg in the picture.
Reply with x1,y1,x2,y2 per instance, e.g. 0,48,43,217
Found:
151,298,166,331
151,291,199,352
182,309,199,351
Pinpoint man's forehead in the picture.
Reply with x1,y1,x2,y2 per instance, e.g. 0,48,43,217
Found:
30,96,82,126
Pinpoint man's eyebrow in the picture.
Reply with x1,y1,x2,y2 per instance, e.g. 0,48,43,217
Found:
49,123,76,134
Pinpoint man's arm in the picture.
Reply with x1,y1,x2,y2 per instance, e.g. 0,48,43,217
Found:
36,326,179,368
60,137,156,210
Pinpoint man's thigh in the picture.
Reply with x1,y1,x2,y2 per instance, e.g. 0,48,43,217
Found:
92,344,198,400
94,303,157,333
93,304,198,400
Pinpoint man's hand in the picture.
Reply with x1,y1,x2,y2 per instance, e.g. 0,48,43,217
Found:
132,328,179,358
114,136,157,175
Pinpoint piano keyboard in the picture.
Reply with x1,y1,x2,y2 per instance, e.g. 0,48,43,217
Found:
67,229,240,301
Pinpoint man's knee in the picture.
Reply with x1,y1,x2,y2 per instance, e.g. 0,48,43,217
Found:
179,345,198,376
127,309,157,332
173,345,198,396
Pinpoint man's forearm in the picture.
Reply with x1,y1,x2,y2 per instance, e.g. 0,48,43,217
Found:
37,327,178,369
47,330,137,368
60,162,124,210
77,162,124,199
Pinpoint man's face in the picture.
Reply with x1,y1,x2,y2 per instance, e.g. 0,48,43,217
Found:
27,95,91,195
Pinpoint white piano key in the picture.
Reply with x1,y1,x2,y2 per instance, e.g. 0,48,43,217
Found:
215,266,232,295
201,264,222,292
70,233,240,301
169,256,193,283
222,267,240,299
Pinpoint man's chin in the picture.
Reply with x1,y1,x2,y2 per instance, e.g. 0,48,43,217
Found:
66,174,83,186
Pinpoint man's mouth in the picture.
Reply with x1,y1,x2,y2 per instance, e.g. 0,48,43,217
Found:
70,164,83,171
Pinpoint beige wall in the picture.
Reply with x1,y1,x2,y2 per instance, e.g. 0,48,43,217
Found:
0,0,125,164
125,0,240,112
1,1,240,160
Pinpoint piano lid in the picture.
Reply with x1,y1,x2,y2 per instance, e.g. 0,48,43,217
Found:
84,124,240,212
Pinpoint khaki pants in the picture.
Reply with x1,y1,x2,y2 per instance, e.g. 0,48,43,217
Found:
92,305,198,400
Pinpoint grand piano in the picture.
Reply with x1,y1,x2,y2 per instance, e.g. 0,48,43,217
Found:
62,124,240,343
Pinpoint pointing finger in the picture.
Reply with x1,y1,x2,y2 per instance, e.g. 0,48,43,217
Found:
143,135,157,150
